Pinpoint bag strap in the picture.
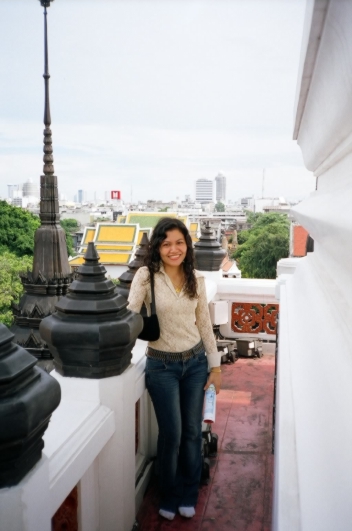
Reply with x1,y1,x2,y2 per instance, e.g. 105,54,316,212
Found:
150,272,156,315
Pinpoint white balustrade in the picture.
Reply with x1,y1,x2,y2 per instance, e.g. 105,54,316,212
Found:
0,347,157,531
210,276,278,343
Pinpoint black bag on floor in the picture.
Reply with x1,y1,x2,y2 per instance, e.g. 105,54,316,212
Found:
202,426,218,458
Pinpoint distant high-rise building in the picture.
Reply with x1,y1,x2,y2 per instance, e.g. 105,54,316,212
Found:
12,197,23,207
22,179,39,198
241,196,252,207
7,184,19,199
215,173,226,202
195,179,213,203
78,189,86,203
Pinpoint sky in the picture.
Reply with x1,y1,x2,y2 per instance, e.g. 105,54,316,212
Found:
0,0,315,204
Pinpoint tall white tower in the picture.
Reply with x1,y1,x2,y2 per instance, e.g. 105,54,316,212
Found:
22,179,39,198
215,173,226,202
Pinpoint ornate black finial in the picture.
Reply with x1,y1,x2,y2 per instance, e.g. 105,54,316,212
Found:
0,324,61,487
40,243,144,378
39,1,54,8
116,232,149,300
194,221,226,271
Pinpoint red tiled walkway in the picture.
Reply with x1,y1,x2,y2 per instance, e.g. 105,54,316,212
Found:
137,353,275,531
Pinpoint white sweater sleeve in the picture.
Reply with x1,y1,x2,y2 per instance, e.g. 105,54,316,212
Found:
195,277,221,368
127,267,149,314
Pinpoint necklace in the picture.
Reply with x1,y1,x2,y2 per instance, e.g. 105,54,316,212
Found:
172,278,184,293
174,284,183,294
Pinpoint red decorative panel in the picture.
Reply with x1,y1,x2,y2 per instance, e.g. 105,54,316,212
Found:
293,225,309,257
262,304,279,334
52,486,78,531
231,303,279,335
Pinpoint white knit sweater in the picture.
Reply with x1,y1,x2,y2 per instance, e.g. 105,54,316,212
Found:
127,265,221,368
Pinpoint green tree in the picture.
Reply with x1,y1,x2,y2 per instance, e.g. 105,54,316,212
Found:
158,207,169,212
233,212,289,279
0,201,40,256
237,230,250,245
60,218,79,257
0,252,33,327
244,210,263,227
215,201,225,212
60,218,79,232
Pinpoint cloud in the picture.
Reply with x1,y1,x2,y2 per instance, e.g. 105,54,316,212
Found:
0,0,312,203
0,120,314,202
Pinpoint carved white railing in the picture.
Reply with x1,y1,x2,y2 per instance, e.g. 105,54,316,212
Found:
132,341,158,512
207,275,278,347
0,350,157,531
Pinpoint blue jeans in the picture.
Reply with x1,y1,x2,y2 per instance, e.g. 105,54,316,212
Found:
145,350,208,513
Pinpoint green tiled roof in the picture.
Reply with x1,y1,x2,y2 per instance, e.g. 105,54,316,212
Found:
126,212,189,228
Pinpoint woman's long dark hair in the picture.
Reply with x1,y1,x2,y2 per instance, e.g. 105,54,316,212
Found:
144,217,198,299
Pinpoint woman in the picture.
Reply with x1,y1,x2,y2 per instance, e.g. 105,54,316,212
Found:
128,217,221,520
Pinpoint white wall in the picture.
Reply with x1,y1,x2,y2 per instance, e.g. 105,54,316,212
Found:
274,1,352,529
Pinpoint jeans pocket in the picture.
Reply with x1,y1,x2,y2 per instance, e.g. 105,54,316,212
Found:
196,351,207,364
146,357,167,373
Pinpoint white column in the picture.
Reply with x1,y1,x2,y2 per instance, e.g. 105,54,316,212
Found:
0,458,51,531
96,365,136,531
78,461,99,531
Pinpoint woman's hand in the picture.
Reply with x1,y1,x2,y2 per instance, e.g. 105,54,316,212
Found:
204,370,222,394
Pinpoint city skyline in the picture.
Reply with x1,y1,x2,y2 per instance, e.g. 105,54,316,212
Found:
0,0,316,204
4,170,309,206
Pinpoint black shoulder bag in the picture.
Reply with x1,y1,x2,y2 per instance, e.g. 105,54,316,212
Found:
138,273,160,341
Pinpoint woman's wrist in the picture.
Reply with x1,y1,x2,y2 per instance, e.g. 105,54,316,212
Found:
206,368,222,394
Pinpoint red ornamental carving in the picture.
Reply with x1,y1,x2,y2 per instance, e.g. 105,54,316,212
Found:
262,304,278,334
231,303,279,335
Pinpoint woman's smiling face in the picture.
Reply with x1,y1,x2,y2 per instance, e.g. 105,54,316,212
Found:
159,229,187,269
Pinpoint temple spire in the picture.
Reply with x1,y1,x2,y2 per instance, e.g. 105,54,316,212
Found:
39,3,59,228
11,0,72,370
32,0,70,279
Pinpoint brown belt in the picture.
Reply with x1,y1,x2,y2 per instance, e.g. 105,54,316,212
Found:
146,341,204,362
